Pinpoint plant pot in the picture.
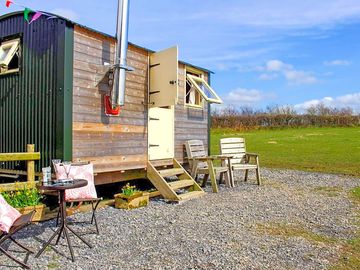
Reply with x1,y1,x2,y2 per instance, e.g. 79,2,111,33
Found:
16,204,46,222
114,192,149,209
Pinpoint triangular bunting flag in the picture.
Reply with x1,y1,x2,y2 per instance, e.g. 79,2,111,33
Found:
24,7,33,22
5,0,13,7
29,11,42,24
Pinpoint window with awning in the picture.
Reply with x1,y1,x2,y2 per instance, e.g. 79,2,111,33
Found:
0,38,20,75
186,74,222,105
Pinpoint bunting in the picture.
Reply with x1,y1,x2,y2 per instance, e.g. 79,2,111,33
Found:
3,0,57,24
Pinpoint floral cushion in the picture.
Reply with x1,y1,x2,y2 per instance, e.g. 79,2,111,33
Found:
0,194,21,233
55,163,98,201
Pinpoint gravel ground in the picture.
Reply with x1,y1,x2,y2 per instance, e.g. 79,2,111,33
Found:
1,169,359,270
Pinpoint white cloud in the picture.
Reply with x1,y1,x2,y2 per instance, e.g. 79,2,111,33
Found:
295,92,360,112
324,60,351,66
260,59,318,85
265,60,292,72
222,88,274,106
259,73,278,80
283,70,318,84
51,8,79,21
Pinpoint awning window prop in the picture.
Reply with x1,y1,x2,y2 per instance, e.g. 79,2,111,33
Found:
0,38,20,73
186,74,222,104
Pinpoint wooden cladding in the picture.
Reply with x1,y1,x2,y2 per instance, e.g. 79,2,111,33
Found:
72,25,210,173
72,26,148,173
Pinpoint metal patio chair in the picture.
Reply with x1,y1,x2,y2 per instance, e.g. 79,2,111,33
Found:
55,162,102,234
0,197,34,269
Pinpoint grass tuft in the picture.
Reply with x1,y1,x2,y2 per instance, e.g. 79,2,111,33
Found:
313,186,343,197
256,222,336,245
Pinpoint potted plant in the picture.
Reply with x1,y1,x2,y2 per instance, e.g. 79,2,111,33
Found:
114,183,149,209
1,182,45,222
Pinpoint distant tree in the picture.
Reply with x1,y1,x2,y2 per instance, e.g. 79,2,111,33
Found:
267,104,297,115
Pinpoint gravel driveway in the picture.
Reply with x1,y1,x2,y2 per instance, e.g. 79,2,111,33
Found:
1,169,359,270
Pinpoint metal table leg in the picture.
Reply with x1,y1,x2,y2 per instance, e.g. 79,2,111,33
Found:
35,190,92,261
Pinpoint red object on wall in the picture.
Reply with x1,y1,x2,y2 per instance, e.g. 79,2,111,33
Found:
104,95,121,116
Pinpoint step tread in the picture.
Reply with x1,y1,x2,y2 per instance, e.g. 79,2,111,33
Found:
158,168,185,177
177,191,205,201
168,179,195,189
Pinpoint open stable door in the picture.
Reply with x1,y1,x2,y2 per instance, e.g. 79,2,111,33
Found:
148,107,174,160
149,46,178,108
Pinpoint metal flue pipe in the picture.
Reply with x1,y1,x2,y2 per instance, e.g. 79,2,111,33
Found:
111,0,131,107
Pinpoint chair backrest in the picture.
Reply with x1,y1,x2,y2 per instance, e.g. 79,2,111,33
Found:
185,140,207,170
220,137,247,165
55,163,97,200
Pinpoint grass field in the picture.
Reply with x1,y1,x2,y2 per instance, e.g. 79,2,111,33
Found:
211,126,360,177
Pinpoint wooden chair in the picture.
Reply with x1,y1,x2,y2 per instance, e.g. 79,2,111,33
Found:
220,137,261,185
0,207,34,269
55,162,102,234
185,140,231,192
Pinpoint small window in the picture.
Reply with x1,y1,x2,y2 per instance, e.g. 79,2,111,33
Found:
186,74,222,104
186,72,203,107
0,38,20,75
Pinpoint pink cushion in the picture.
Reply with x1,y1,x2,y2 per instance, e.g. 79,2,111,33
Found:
55,163,98,200
0,194,21,233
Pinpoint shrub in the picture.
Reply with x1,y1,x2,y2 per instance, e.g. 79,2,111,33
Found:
1,182,43,208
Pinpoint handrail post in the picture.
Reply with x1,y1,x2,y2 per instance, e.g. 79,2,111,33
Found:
27,144,35,182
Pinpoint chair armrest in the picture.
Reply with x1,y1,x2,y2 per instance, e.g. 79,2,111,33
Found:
211,154,233,160
192,155,233,161
191,156,214,161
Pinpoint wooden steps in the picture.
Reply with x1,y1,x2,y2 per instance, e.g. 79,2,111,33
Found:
158,168,185,177
147,159,205,202
178,191,205,201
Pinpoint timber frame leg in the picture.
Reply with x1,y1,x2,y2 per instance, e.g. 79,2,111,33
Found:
219,172,224,185
256,168,261,185
244,169,249,182
207,160,218,193
201,174,209,187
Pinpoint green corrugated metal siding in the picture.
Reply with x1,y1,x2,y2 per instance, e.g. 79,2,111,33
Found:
0,14,73,171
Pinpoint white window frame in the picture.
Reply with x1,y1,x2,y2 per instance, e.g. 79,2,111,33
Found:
186,74,223,104
0,38,20,74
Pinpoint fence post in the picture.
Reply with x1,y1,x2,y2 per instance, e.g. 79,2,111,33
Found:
27,144,35,182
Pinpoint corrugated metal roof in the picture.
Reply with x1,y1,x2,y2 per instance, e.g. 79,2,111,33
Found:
0,11,214,74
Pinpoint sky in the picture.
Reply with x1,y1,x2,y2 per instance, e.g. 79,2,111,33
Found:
2,0,360,113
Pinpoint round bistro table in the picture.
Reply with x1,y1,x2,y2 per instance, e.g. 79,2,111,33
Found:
35,179,92,262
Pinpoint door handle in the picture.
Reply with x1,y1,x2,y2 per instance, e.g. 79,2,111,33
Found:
149,144,160,147
169,80,177,85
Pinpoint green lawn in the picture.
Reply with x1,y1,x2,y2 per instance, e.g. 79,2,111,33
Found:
211,127,360,177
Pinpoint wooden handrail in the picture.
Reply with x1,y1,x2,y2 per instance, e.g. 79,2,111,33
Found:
0,144,41,184
0,152,40,161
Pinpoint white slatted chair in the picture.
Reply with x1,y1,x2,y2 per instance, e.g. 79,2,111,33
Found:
185,140,230,192
220,137,261,185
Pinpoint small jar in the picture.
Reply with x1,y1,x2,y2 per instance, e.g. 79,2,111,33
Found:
42,167,51,184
